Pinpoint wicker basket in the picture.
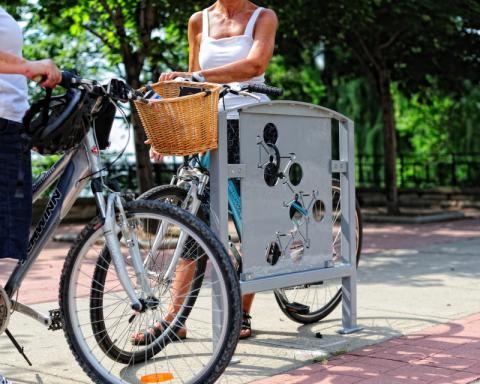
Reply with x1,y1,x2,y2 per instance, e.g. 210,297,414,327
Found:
134,81,221,156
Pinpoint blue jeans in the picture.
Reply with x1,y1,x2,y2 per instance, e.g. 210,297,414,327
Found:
0,118,32,260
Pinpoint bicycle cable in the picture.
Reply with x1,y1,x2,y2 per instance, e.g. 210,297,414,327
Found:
76,85,132,184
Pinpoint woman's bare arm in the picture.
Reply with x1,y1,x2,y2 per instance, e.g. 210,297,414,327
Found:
188,12,202,72
0,50,61,87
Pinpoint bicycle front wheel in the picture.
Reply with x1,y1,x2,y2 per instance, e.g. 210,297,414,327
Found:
60,199,241,384
273,180,363,324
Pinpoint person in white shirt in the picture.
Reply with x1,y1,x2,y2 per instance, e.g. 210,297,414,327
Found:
136,0,278,343
0,6,61,384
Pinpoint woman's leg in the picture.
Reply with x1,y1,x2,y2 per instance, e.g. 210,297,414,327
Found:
240,293,255,339
131,258,194,343
164,258,196,324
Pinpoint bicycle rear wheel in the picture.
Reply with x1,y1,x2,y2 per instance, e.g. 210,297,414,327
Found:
60,199,241,384
273,180,362,324
139,184,209,221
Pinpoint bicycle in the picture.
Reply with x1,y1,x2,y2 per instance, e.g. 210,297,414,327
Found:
0,72,241,384
140,83,363,326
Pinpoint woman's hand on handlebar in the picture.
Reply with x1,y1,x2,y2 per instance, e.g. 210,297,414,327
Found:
158,71,192,82
24,59,62,88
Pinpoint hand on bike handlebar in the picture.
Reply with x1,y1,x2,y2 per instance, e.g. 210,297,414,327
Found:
25,59,62,88
158,71,192,82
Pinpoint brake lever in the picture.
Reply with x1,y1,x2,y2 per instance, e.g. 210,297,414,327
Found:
237,90,261,101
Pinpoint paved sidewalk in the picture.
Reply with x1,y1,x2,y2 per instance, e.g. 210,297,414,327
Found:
1,218,480,383
252,313,480,384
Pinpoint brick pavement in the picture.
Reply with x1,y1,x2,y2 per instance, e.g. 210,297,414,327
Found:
252,313,480,384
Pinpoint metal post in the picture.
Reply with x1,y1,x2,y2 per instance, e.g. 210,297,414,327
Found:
209,112,229,343
338,118,362,334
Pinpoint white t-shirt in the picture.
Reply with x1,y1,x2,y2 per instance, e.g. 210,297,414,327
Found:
0,7,29,123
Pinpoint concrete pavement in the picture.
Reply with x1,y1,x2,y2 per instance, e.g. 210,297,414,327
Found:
1,219,480,383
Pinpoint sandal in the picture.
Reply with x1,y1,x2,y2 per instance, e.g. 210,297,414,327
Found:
239,311,252,339
131,319,187,346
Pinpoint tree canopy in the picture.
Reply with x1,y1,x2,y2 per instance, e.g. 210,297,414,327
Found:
8,0,480,207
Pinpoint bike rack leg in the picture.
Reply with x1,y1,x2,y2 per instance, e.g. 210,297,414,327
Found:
338,118,362,335
210,114,230,345
338,274,361,334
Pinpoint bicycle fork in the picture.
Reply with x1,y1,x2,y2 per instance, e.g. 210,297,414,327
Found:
102,193,153,311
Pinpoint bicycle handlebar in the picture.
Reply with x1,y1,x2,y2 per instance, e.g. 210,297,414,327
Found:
60,70,79,89
61,70,284,102
60,71,147,103
242,83,283,97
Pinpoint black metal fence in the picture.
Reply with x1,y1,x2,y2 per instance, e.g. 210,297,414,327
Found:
104,154,184,193
38,151,476,193
357,153,480,188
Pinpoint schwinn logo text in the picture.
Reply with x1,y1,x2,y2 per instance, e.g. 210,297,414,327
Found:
27,189,62,254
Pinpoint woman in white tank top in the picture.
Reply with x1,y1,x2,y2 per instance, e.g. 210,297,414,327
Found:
137,1,278,344
158,0,277,111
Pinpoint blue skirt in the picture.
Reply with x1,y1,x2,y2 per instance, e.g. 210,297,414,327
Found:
0,118,32,261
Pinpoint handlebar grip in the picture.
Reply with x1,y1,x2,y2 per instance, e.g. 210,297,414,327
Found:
32,75,47,83
245,83,283,97
60,70,79,89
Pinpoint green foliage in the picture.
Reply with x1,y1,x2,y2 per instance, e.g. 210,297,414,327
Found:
31,154,60,180
395,81,480,156
7,1,480,192
266,54,326,104
32,0,203,83
395,87,452,155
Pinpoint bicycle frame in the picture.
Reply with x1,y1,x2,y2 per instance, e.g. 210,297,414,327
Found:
4,127,152,325
147,151,243,279
200,152,242,239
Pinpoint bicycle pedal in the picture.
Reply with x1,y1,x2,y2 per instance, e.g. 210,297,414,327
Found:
48,309,63,331
284,302,310,315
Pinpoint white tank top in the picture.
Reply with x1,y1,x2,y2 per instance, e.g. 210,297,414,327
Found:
0,7,29,123
199,7,269,114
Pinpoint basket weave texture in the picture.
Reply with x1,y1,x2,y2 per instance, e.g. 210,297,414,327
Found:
134,81,221,156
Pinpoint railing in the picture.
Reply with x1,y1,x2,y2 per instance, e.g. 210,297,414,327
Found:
107,152,480,191
357,153,480,188
34,152,480,193
104,154,183,193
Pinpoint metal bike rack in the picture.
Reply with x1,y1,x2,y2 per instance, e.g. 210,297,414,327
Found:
210,101,360,334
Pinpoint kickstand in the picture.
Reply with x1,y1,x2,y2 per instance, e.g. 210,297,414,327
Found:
5,328,32,366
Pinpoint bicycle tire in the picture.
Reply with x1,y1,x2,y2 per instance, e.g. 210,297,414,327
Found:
60,199,241,384
273,180,363,324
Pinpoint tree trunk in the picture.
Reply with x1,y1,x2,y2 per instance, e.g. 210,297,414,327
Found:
376,71,399,214
128,76,154,193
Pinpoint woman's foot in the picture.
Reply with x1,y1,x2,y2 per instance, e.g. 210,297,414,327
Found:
130,319,187,346
239,311,252,339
